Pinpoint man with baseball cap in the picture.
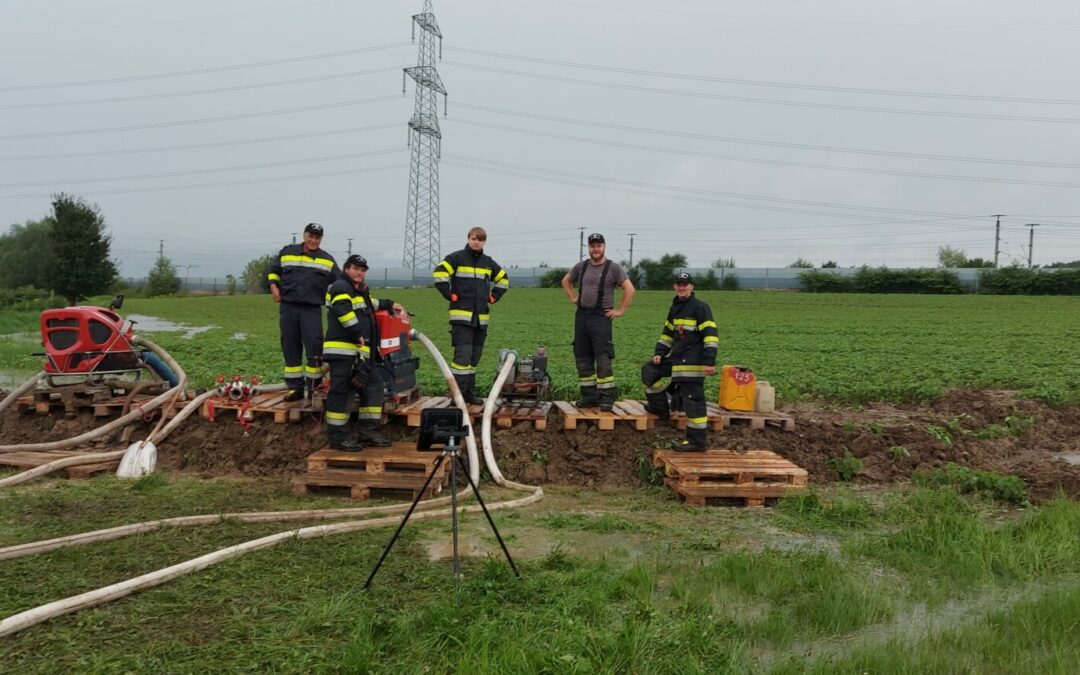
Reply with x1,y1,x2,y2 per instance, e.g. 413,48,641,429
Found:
267,223,340,401
561,232,635,411
323,254,406,451
641,271,719,451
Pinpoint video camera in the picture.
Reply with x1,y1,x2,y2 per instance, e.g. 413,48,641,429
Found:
416,408,470,451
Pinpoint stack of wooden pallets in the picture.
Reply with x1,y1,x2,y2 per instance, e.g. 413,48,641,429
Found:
652,449,807,507
291,442,451,501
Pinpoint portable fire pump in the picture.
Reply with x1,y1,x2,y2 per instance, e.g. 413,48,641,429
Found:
499,347,551,402
373,308,419,400
38,295,175,386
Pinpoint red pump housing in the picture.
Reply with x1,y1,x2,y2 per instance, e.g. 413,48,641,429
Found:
40,306,140,374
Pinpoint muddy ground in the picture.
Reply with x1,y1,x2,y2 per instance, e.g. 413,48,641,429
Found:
2,389,1078,501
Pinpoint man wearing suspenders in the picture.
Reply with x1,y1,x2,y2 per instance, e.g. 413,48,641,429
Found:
561,233,636,411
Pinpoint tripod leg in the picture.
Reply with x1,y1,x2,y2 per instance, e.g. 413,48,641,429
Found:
454,456,521,578
362,453,447,591
450,447,460,590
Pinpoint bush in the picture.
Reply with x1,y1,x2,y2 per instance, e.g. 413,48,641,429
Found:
0,286,62,311
145,255,182,297
799,269,854,293
720,272,740,291
853,266,965,294
979,266,1080,295
538,267,569,289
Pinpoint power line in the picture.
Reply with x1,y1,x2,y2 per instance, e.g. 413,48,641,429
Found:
443,62,1080,124
0,95,399,141
454,103,1080,170
0,42,411,92
0,67,403,110
445,46,1080,105
447,118,1080,189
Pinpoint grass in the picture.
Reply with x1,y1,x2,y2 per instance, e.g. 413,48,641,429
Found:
2,290,1080,404
1,477,1078,671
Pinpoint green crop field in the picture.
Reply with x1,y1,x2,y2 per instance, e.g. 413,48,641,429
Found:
2,289,1078,405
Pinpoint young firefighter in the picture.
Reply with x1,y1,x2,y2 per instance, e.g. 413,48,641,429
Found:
560,232,635,411
642,272,719,452
323,255,405,451
267,223,340,401
432,227,510,404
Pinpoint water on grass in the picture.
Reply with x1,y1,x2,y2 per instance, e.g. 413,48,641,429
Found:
127,314,216,339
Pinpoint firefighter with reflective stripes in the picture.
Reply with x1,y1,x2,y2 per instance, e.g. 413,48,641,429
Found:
561,232,635,411
323,255,405,451
432,227,509,404
642,272,719,452
268,223,340,401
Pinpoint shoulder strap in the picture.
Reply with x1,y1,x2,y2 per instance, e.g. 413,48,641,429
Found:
593,260,612,309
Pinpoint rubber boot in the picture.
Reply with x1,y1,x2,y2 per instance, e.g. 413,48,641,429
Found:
673,428,707,452
355,423,393,447
464,374,484,406
643,391,670,420
327,427,364,452
598,387,616,413
283,387,305,403
576,385,600,409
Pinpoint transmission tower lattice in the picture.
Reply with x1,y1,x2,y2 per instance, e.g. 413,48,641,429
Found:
401,0,447,271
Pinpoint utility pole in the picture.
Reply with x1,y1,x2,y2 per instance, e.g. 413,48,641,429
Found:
578,227,586,261
1026,223,1039,268
347,238,353,256
401,0,448,271
158,240,164,259
292,233,297,245
992,214,1004,267
628,233,636,267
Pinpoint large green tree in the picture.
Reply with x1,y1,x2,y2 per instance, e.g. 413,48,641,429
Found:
46,194,117,305
0,219,53,289
636,253,688,289
241,253,276,293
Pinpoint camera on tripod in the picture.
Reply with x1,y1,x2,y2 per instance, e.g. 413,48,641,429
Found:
416,408,470,451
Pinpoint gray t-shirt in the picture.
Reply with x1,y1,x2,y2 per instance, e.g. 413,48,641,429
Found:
569,259,629,309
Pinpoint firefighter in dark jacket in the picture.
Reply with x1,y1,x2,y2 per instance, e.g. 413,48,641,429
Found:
268,223,340,401
432,226,509,404
642,272,719,451
323,255,405,451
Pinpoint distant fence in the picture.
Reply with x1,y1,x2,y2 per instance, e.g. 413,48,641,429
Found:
126,267,996,293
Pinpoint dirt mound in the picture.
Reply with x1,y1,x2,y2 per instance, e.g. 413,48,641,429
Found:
2,390,1078,500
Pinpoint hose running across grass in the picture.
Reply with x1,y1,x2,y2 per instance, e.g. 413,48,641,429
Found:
0,332,543,638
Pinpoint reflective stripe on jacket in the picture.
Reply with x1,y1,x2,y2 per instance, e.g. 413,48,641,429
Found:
323,278,391,360
433,247,508,326
267,244,339,305
654,292,719,372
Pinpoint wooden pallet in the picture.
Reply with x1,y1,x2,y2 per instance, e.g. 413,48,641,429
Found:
493,400,552,430
664,402,795,432
386,396,486,427
381,386,424,413
653,448,807,507
0,451,119,479
202,390,305,424
553,400,651,431
16,391,180,418
292,442,450,501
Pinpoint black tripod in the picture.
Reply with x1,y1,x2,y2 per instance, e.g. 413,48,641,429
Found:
363,419,520,591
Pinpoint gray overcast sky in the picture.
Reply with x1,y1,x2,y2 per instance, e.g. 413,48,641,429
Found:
2,0,1080,278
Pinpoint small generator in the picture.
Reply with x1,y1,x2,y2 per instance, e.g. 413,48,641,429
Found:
374,309,419,400
499,347,550,402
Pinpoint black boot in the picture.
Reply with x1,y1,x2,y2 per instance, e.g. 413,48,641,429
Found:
465,374,484,405
356,424,393,447
576,385,600,408
598,387,616,413
673,427,707,452
643,391,670,420
327,428,364,452
283,387,305,402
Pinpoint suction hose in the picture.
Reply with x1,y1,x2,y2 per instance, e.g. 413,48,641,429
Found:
0,371,46,416
0,337,187,487
412,330,481,486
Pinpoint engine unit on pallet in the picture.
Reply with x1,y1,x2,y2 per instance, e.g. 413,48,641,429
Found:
374,309,419,398
500,347,550,402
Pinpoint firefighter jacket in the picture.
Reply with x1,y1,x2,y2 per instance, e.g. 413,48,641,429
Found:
432,246,509,327
323,278,392,361
267,244,340,305
654,292,719,376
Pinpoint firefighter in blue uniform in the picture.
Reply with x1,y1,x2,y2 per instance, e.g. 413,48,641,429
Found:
642,272,719,452
432,227,510,404
268,223,340,401
323,255,405,451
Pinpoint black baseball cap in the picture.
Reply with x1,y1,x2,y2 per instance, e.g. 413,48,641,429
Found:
674,272,693,284
344,254,368,269
304,222,324,236
587,233,605,244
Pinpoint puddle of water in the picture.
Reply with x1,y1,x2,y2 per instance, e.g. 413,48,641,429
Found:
232,332,247,341
126,314,216,340
1059,452,1080,466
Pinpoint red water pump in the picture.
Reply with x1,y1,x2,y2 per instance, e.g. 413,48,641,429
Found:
373,308,419,399
39,295,140,377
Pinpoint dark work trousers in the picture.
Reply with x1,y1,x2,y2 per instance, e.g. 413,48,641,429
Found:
324,357,385,442
642,361,708,447
279,302,323,392
573,308,615,404
450,323,487,397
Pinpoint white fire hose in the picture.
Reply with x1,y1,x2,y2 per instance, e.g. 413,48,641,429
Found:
0,334,542,638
